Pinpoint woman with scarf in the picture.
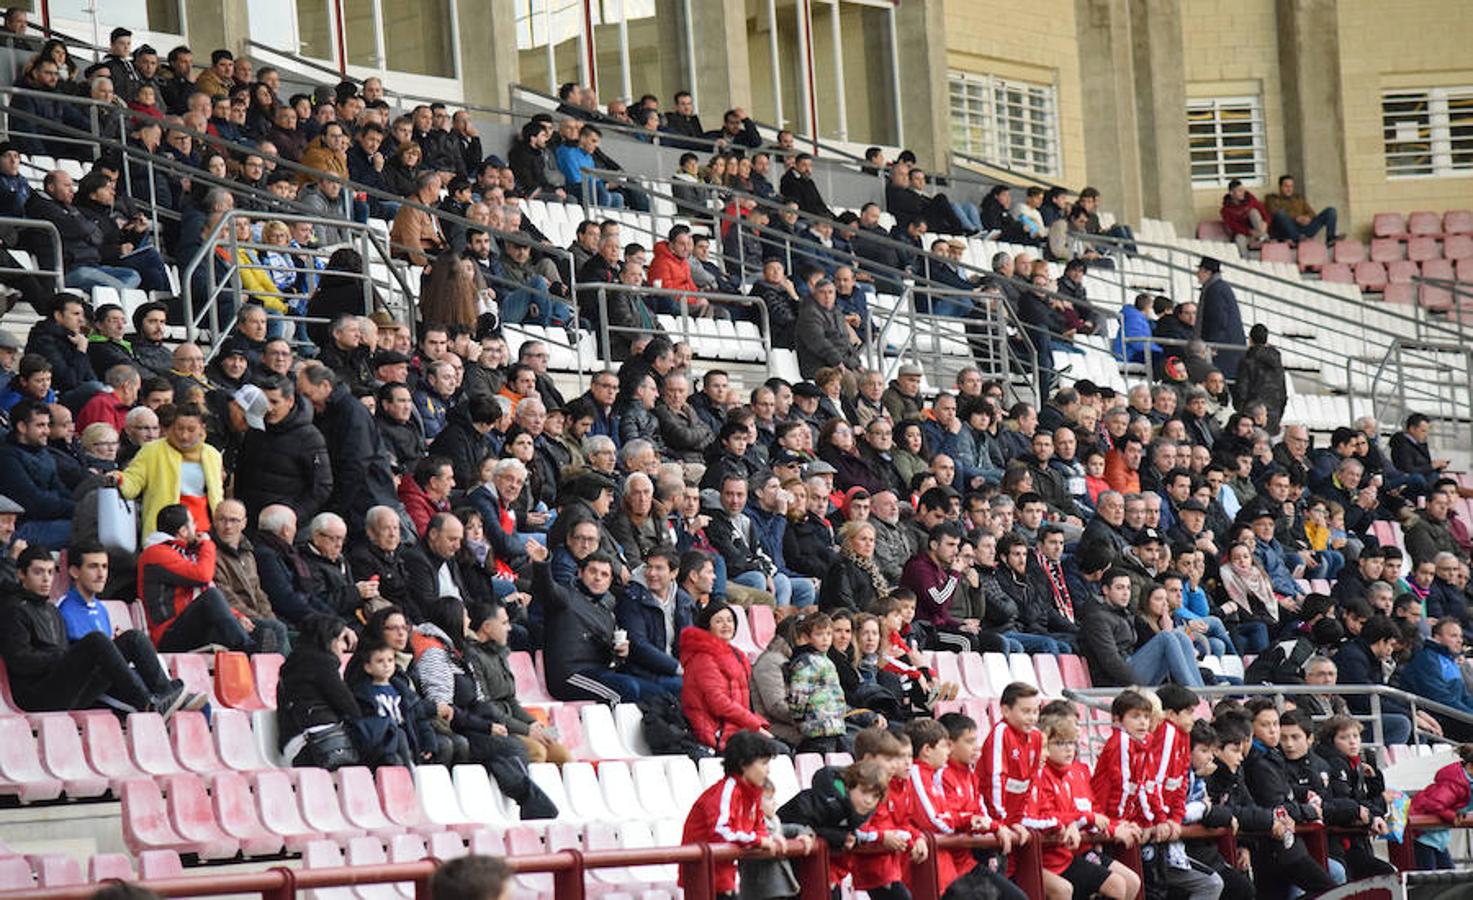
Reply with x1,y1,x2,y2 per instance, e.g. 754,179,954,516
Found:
408,598,557,819
819,520,889,612
1214,538,1280,654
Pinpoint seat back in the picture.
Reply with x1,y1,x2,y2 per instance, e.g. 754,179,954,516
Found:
215,651,268,711
613,703,651,756
561,761,615,820
748,604,776,647
170,711,224,774
580,704,631,759
375,766,429,829
413,764,473,826
251,654,284,710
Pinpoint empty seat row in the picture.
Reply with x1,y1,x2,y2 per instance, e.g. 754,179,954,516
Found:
0,849,184,891
1373,210,1473,238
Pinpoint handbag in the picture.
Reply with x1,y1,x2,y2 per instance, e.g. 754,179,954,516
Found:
96,486,138,554
302,722,361,771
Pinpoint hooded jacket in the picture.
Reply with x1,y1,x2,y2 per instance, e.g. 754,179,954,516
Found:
534,561,621,698
427,405,494,490
137,533,221,644
24,316,97,392
397,474,450,538
235,397,334,525
678,624,765,750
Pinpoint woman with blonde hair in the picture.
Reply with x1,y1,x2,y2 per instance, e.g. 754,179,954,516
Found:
80,422,120,472
819,520,889,613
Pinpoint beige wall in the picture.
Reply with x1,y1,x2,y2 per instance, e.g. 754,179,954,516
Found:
940,0,1088,188
1336,0,1473,238
1181,0,1285,230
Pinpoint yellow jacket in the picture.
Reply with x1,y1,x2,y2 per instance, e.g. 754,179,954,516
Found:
217,245,286,312
118,438,225,535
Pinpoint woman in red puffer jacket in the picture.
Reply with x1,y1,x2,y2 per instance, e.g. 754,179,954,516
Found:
678,602,768,750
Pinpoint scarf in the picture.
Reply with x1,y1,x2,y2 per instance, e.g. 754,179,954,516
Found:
1034,548,1074,624
256,531,312,585
844,547,891,600
1220,562,1277,621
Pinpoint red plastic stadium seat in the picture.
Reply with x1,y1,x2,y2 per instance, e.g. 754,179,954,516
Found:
1458,258,1473,282
27,854,83,887
958,653,993,698
1332,239,1365,264
0,716,64,802
295,767,367,842
1408,210,1442,235
551,703,587,758
212,708,273,772
1387,260,1419,283
1058,655,1092,690
1424,257,1455,283
215,651,268,711
1034,654,1066,698
162,773,242,859
101,601,138,633
252,654,284,710
1373,212,1407,237
75,712,146,786
1383,283,1415,304
119,779,193,856
0,663,22,714
1407,236,1440,262
333,767,407,838
508,652,554,705
1320,263,1353,284
210,770,286,856
1354,262,1388,292
1259,241,1292,263
125,712,184,776
164,653,216,707
1196,221,1230,242
136,850,184,881
1368,238,1403,262
87,853,136,882
1297,239,1327,270
1445,210,1473,235
1443,234,1473,260
375,766,436,834
251,770,325,851
35,715,109,798
1420,281,1454,313
170,711,224,774
0,858,31,891
748,604,776,647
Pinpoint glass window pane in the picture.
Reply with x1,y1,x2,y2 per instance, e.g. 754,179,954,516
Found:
296,0,334,62
383,0,455,77
248,0,297,52
342,0,378,68
518,0,584,95
49,0,178,32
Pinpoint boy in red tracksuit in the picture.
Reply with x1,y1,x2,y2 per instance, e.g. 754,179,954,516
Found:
136,503,253,652
1149,684,1199,829
1090,689,1166,831
679,730,784,898
848,727,927,900
904,717,973,894
941,711,1026,900
1026,709,1142,900
977,682,1045,826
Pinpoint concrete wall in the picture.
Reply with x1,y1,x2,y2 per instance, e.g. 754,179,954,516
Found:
1334,0,1473,237
940,0,1089,188
1181,0,1286,228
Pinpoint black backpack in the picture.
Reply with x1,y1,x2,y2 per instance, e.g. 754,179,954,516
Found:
636,691,715,761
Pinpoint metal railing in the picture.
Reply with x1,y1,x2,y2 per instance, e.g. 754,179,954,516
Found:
0,217,63,290
592,282,772,368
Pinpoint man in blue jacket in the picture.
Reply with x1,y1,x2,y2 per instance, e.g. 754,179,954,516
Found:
745,471,817,608
616,548,694,687
1400,618,1473,740
0,400,74,549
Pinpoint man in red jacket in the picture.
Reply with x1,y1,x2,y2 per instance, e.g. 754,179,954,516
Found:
137,503,253,652
647,225,726,319
1219,179,1268,257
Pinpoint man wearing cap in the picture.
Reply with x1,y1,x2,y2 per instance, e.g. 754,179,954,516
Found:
1244,505,1304,600
1196,256,1244,378
1111,526,1162,607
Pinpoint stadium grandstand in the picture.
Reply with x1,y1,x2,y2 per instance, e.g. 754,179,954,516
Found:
0,2,1470,899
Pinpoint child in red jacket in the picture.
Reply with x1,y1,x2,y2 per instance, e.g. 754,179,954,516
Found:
1409,742,1473,869
848,727,927,899
978,682,1045,826
679,730,785,897
1147,684,1224,900
1027,709,1142,900
942,711,1026,900
1091,689,1167,831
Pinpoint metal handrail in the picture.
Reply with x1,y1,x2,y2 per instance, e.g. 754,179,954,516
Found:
950,149,1055,189
0,217,64,290
592,282,772,369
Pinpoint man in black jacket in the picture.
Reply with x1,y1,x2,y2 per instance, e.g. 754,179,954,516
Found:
347,505,414,615
507,120,567,201
1331,615,1416,744
0,546,187,714
1080,568,1204,687
24,293,98,399
375,381,427,475
235,374,334,527
428,394,499,489
295,362,402,539
128,302,174,380
780,154,835,220
1241,699,1339,896
25,173,141,294
8,59,89,159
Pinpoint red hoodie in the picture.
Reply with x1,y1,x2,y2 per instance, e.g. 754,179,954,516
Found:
646,240,699,306
137,536,221,644
397,474,449,537
977,719,1043,825
680,775,767,893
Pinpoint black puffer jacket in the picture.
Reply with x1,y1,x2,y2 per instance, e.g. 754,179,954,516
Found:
235,397,335,525
535,561,620,700
783,512,837,579
300,544,364,621
819,554,879,612
427,405,493,490
777,765,873,849
277,645,362,750
1078,600,1138,687
0,589,72,709
347,541,413,612
316,383,400,535
24,317,96,392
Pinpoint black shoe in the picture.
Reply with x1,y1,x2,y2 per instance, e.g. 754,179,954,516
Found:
150,684,188,721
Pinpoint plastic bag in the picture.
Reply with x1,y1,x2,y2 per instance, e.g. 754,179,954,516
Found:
1385,789,1410,844
96,486,138,554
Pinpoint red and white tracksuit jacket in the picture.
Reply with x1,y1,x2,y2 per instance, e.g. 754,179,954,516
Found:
849,774,919,889
1091,727,1167,827
977,719,1044,825
1027,760,1118,874
680,775,767,893
1147,720,1191,823
942,758,1000,880
908,760,967,890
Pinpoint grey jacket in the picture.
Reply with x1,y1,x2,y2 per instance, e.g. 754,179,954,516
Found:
750,636,800,745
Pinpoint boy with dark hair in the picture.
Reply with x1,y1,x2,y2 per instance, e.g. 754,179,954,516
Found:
903,717,987,895
1150,684,1225,899
778,760,885,890
680,730,785,896
849,727,926,900
940,712,1024,900
1028,710,1142,900
1277,708,1346,886
430,855,512,900
1313,715,1396,881
1091,690,1161,828
1242,699,1338,896
787,612,849,753
978,682,1044,827
1185,722,1254,896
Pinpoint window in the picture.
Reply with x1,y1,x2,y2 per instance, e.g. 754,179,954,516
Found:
1187,96,1266,188
1383,87,1473,178
948,72,1059,177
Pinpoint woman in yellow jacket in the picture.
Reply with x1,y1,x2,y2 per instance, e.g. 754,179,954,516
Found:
110,403,224,536
215,214,288,319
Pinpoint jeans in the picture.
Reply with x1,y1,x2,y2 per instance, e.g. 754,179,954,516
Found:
581,177,624,209
950,201,982,233
17,518,71,550
1184,614,1238,656
369,198,402,221
615,185,650,212
1127,631,1205,686
499,276,575,326
784,574,817,608
1307,548,1344,580
1234,620,1270,654
1415,842,1454,870
1003,631,1070,655
732,569,793,605
1270,208,1338,242
66,264,142,292
1379,712,1412,745
117,247,172,292
156,587,252,652
566,667,682,703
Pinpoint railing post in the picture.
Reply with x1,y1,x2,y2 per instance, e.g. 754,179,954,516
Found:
1390,829,1417,871
1111,842,1144,900
552,848,585,900
262,865,296,900
678,843,715,900
793,841,831,900
1299,823,1328,868
1010,834,1046,900
908,833,942,900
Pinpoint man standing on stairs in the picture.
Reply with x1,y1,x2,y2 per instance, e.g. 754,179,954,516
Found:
1195,257,1244,379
